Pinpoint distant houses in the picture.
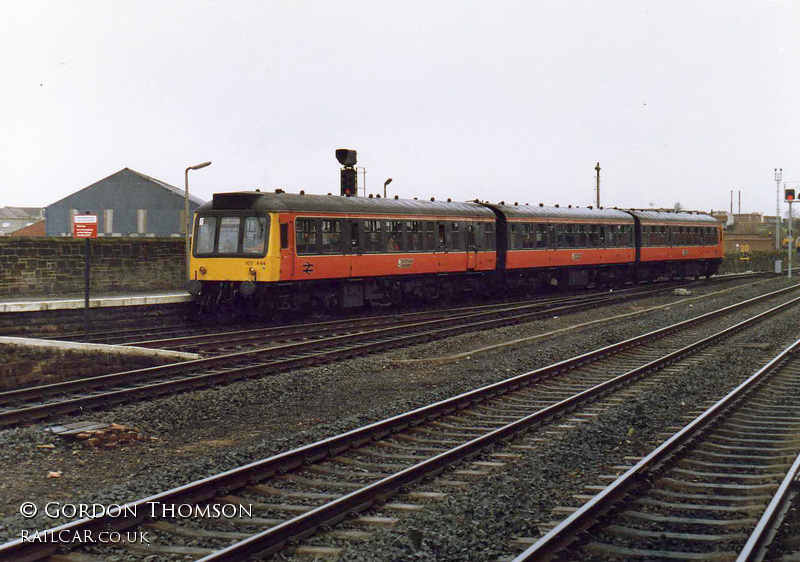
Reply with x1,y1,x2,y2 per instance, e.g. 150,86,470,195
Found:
0,207,44,236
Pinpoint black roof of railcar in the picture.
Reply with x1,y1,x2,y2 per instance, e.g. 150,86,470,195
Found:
201,192,496,218
482,203,634,222
625,210,719,225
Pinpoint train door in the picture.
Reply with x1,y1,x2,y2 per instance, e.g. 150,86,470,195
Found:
347,219,362,276
280,217,294,278
466,222,478,270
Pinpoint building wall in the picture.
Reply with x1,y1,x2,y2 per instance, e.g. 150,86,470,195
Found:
46,169,202,237
723,233,774,254
0,238,186,297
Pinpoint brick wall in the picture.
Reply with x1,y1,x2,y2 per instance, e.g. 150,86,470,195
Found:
0,237,186,297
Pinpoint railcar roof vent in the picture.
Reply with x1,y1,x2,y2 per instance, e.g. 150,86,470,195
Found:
275,188,284,194
539,203,543,207
500,201,505,205
431,197,436,202
555,204,559,207
514,202,518,206
588,206,593,209
255,189,260,192
447,198,452,202
300,190,305,195
414,197,418,200
394,195,399,199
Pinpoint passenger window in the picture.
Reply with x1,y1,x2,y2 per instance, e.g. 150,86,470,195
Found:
450,222,462,250
364,220,382,253
539,224,550,249
467,224,476,250
406,221,423,251
438,223,447,251
321,219,342,254
522,224,534,249
483,222,495,250
424,222,436,251
296,218,318,255
385,220,403,252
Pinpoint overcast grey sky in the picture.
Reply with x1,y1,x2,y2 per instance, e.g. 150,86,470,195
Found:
2,1,798,215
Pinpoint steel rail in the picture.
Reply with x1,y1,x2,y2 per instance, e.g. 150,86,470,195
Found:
511,336,800,561
0,283,684,424
737,449,800,561
196,292,800,561
1,285,797,561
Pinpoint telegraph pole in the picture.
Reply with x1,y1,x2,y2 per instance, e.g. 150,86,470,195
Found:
775,168,783,250
595,162,601,207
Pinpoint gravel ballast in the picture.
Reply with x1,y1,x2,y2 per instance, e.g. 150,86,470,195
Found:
0,277,795,555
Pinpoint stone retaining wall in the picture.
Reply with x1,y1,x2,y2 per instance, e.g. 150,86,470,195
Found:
0,345,173,390
0,237,185,297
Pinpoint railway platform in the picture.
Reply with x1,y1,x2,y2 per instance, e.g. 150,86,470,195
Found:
0,290,191,314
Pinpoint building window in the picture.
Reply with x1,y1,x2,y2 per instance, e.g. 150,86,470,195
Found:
137,210,147,234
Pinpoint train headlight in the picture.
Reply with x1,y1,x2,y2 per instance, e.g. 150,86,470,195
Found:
249,266,256,274
199,266,207,275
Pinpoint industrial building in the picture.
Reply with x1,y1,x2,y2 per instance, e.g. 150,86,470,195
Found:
45,168,205,237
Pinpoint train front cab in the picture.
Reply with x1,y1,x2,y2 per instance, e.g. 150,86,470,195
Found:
186,209,282,316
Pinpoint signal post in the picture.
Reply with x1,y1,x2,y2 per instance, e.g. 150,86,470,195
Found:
787,188,795,279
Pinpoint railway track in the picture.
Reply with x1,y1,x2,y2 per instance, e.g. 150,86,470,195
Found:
2,283,798,561
0,279,732,427
511,334,800,562
125,280,714,354
34,273,767,346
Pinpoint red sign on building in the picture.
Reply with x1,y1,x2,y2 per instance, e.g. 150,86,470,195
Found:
73,214,98,238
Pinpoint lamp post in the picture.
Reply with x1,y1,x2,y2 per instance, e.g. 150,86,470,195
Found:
384,178,393,199
185,161,212,278
775,168,782,250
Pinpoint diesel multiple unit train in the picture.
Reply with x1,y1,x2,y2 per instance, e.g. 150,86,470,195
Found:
186,190,723,318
